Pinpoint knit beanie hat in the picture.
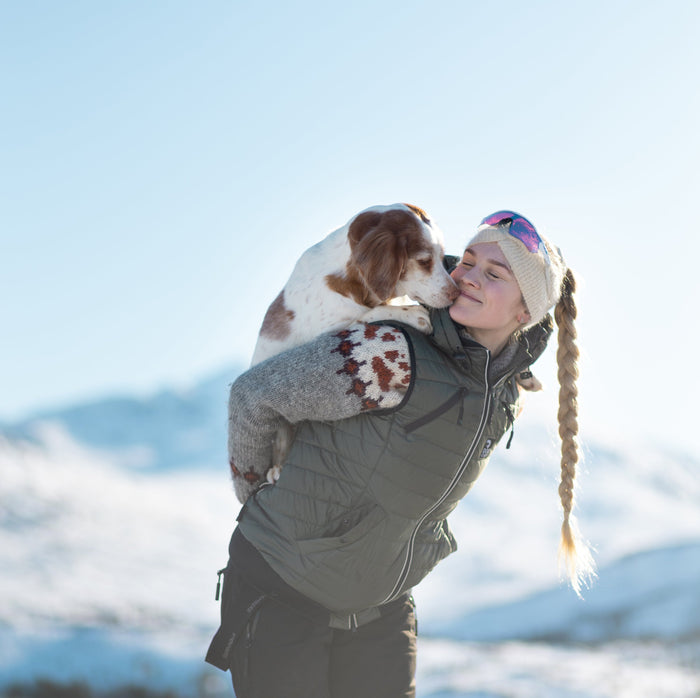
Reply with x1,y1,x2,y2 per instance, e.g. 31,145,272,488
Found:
468,212,566,327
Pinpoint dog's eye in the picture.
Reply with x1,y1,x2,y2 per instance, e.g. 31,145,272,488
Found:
416,257,433,270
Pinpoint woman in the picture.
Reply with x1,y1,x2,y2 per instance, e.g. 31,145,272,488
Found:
206,210,594,698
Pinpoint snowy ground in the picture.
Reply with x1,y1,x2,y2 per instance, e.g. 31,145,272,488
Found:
417,638,700,698
2,628,698,698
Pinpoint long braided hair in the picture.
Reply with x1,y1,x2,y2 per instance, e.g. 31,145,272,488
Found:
554,268,595,595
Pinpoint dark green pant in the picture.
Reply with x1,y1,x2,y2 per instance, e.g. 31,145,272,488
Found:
229,591,417,698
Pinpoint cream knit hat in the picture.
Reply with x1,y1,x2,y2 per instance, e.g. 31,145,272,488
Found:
468,212,566,327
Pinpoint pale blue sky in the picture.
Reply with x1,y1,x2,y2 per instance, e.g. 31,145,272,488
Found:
1,1,699,455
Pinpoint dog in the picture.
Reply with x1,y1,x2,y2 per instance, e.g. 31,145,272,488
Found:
250,203,459,482
251,203,458,365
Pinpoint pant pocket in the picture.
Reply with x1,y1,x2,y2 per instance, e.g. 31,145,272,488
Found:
205,565,268,672
230,603,265,698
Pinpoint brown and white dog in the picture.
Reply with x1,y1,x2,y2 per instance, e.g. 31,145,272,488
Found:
250,203,459,483
251,203,459,365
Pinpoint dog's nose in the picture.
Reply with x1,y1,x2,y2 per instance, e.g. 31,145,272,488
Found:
447,282,460,301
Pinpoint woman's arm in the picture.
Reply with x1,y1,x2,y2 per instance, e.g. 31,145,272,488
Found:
229,322,412,501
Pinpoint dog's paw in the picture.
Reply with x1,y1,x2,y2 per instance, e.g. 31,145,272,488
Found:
266,465,283,484
361,303,432,333
399,304,432,333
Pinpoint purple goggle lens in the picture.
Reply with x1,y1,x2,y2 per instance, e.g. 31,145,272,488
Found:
480,210,550,263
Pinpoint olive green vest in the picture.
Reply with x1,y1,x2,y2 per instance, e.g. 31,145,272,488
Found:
237,309,550,617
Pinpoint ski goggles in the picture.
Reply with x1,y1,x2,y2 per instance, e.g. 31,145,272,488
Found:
480,210,550,263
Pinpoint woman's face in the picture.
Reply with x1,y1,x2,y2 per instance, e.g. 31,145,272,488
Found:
449,242,530,354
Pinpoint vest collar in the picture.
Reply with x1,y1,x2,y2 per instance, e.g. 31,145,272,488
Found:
428,307,553,379
428,306,470,360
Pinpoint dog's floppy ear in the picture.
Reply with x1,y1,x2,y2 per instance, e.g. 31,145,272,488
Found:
348,209,416,301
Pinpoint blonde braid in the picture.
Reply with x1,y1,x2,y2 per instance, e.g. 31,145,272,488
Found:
554,268,595,595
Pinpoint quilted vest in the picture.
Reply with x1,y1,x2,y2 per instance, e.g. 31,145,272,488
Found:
237,308,551,616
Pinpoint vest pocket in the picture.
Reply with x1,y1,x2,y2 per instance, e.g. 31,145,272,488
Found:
403,387,469,433
294,505,394,610
297,505,386,553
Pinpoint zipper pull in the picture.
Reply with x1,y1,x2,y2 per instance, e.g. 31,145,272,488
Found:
215,567,226,601
503,403,515,449
457,387,467,425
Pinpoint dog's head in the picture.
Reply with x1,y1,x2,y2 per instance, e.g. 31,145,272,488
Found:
347,203,458,307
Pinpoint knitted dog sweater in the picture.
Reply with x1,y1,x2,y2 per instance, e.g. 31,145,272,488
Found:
228,323,412,503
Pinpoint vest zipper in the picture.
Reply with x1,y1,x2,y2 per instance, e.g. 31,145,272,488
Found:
380,349,493,605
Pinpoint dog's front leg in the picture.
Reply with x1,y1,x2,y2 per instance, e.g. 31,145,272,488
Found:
361,303,432,333
267,422,297,483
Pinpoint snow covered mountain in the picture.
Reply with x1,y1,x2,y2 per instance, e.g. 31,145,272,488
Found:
0,368,698,697
0,364,243,473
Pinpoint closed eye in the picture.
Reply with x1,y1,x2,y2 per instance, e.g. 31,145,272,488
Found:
416,257,433,270
460,262,502,280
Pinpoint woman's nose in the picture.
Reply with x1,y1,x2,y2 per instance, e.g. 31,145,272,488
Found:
453,266,480,287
